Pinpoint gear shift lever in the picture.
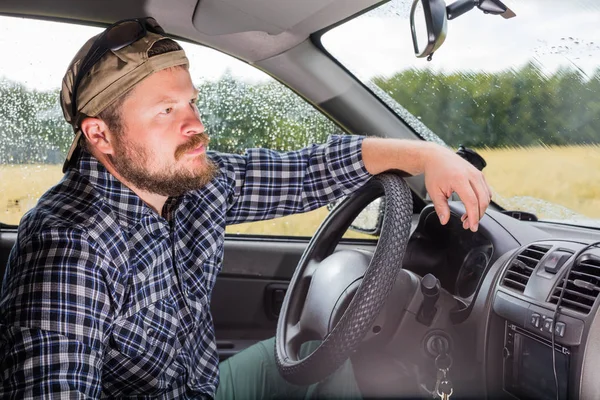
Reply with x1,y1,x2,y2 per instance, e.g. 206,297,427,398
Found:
418,273,440,325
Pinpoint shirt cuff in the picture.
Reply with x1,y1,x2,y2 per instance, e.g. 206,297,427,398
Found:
325,134,372,195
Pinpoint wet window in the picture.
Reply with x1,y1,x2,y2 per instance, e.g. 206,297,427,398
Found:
323,0,600,227
0,16,366,238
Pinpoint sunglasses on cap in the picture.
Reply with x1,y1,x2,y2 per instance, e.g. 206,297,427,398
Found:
70,17,165,118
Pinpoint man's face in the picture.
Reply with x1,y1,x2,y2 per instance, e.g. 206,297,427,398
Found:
107,67,218,197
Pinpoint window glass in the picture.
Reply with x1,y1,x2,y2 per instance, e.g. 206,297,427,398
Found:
0,17,97,226
0,16,370,238
323,0,600,228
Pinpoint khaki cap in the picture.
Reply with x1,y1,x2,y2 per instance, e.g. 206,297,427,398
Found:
60,28,189,172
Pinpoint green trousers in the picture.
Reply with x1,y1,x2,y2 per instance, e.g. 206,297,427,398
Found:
215,338,362,399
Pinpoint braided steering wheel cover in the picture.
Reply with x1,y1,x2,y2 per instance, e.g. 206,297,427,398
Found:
275,173,413,385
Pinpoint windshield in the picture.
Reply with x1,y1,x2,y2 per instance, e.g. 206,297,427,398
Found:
322,0,600,228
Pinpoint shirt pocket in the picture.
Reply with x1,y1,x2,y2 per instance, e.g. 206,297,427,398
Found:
110,297,181,359
111,313,148,358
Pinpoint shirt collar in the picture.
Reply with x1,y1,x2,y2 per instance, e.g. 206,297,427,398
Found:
71,150,163,222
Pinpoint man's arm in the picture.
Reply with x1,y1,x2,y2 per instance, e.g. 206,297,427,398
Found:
217,134,491,229
218,135,370,225
0,227,112,398
361,137,492,232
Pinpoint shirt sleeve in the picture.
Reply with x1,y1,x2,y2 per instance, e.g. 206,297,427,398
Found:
212,134,372,225
0,226,113,399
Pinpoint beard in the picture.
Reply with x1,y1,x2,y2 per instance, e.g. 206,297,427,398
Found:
108,131,219,197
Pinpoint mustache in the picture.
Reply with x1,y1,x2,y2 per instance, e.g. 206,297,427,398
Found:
175,132,210,160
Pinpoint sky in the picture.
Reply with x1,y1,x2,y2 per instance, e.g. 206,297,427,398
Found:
0,0,599,91
0,16,268,91
322,0,600,82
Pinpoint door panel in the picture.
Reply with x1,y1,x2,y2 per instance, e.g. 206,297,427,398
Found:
212,239,307,359
0,230,17,282
212,238,377,359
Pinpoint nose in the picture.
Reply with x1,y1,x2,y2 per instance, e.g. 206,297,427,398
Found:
182,104,205,137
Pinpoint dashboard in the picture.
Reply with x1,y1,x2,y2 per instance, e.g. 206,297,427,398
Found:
403,208,494,301
395,202,600,399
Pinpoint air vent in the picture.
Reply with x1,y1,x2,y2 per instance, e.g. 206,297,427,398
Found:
550,256,600,314
502,244,551,293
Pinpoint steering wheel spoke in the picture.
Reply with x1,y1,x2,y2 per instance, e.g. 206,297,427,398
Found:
290,258,333,341
304,259,320,280
285,321,307,359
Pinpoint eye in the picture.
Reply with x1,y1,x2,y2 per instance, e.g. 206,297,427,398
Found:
190,98,197,105
161,107,173,115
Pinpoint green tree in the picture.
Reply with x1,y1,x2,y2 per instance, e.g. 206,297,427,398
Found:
2,64,600,165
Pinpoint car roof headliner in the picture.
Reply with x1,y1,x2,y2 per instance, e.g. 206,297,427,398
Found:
0,0,382,62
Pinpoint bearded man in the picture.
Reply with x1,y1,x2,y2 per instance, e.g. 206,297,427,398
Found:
0,17,491,399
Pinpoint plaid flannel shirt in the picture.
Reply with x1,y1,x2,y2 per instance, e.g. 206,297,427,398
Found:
0,134,371,399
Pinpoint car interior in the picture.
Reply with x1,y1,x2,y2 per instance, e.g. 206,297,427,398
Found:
1,0,600,398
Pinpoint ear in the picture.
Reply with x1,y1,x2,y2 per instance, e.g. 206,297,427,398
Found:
80,117,115,156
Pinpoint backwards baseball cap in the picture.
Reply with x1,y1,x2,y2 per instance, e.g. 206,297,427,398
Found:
60,17,189,172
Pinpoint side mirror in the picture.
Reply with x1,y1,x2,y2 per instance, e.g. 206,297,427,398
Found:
410,0,448,59
348,197,385,236
327,197,385,236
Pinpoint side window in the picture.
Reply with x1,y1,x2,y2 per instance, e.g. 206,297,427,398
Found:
0,16,372,239
0,18,101,226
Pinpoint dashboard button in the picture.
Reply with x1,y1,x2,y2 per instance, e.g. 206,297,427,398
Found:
555,322,566,337
530,313,541,328
543,318,554,332
544,252,571,274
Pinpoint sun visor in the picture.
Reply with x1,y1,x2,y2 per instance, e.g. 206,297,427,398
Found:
192,0,331,36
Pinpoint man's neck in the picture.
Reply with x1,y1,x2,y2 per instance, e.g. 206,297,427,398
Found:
93,152,168,215
130,187,168,216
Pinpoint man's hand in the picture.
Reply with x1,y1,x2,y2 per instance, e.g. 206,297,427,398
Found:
422,145,492,231
361,137,492,231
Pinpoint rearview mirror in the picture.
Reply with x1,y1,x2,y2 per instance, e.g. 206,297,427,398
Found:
410,0,448,59
411,0,516,59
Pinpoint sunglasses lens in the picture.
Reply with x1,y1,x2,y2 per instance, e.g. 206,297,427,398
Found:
105,20,145,51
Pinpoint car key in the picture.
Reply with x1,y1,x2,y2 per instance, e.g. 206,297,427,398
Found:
432,368,446,398
437,378,453,399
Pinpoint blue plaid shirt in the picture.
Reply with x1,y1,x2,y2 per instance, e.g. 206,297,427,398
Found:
0,135,370,399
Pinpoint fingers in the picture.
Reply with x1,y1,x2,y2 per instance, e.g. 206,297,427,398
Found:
455,181,481,232
482,174,493,202
431,190,451,226
461,213,470,230
423,145,492,231
457,173,491,231
431,174,490,230
472,179,489,220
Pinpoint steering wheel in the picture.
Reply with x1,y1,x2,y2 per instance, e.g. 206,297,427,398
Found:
275,172,413,385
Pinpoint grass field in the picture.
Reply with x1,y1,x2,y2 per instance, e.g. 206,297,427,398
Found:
1,145,599,233
477,145,600,222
